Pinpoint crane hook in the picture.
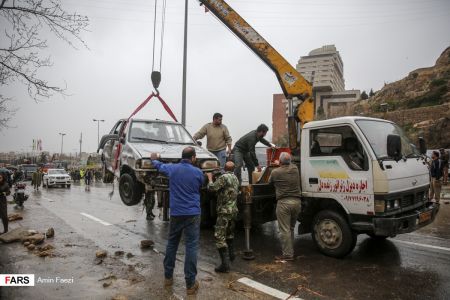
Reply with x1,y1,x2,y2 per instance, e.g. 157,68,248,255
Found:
151,71,161,95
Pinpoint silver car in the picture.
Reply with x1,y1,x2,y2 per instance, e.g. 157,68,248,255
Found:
43,169,72,188
98,119,220,222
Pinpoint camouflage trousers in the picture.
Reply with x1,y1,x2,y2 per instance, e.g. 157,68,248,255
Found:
214,213,236,249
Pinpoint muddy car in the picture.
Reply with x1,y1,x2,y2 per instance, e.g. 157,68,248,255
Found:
98,119,220,223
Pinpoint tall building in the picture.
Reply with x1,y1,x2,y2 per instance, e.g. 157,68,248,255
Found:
272,45,360,143
296,45,345,93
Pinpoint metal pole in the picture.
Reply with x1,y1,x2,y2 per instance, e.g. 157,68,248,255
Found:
59,133,66,157
181,0,188,126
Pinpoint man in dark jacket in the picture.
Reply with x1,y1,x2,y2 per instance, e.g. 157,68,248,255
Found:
0,173,11,233
151,147,204,295
233,124,274,184
440,148,449,185
430,150,444,203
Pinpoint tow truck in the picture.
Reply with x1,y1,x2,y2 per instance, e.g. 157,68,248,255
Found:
198,0,439,258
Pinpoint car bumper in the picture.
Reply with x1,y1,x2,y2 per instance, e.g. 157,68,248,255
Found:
47,180,71,186
372,202,439,236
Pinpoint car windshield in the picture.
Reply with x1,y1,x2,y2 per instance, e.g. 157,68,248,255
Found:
356,120,416,159
129,121,195,145
48,170,67,175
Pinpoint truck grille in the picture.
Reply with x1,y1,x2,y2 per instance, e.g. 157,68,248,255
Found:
401,191,425,208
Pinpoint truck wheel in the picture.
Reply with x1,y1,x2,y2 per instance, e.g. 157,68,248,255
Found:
312,210,357,258
119,173,143,206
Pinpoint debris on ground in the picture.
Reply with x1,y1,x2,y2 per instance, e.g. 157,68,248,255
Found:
140,240,154,249
8,213,23,221
111,295,127,300
125,220,136,223
202,277,213,282
95,258,103,265
99,274,117,281
96,250,108,258
114,250,125,256
38,244,55,252
0,227,30,243
23,241,30,247
46,227,55,238
128,274,145,285
22,233,45,245
37,250,53,257
27,244,36,251
103,281,112,288
126,253,134,259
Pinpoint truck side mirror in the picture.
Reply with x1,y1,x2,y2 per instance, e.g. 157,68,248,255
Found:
197,141,202,147
387,134,402,160
418,137,427,155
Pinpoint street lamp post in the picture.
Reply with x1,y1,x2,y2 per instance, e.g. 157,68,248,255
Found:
93,119,105,148
59,133,66,158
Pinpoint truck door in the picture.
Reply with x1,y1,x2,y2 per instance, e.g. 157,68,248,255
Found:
302,125,374,215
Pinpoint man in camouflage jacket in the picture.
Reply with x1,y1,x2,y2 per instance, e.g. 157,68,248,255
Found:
207,161,239,273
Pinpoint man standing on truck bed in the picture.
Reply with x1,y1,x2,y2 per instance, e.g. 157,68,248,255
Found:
150,147,204,295
193,113,232,167
233,124,274,184
206,161,240,273
269,152,301,261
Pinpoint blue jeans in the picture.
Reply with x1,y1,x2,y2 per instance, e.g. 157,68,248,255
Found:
164,215,200,288
210,149,227,168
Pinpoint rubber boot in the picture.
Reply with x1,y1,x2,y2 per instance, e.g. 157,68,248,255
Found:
226,239,235,262
215,247,230,273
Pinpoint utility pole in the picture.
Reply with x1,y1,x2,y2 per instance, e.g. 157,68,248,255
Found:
93,119,105,149
181,0,188,126
79,132,82,159
59,133,66,158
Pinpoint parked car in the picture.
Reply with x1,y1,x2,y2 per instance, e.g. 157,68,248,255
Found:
19,164,38,180
43,169,72,188
98,118,220,223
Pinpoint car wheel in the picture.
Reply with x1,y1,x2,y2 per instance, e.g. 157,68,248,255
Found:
312,210,357,258
119,173,143,206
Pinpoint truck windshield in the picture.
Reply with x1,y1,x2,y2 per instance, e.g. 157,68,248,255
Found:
356,120,416,159
129,121,195,145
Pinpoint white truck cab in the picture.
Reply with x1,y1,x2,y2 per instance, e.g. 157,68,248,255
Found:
297,116,439,257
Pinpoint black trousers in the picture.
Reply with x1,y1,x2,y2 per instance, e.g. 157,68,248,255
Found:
0,198,8,233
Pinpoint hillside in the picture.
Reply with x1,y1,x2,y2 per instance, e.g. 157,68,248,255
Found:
350,46,450,148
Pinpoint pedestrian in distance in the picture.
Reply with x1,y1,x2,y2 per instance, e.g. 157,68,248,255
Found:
85,169,92,191
193,113,232,168
429,150,444,203
32,169,42,191
206,161,240,273
0,173,11,234
439,148,449,185
151,147,204,295
233,124,275,185
269,152,302,261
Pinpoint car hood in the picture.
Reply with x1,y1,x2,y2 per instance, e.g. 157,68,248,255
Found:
131,143,217,160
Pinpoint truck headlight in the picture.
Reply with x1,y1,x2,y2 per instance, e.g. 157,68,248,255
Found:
386,201,392,210
140,159,153,169
201,160,219,169
393,199,400,209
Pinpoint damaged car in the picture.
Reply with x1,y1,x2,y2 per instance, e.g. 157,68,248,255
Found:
98,118,220,223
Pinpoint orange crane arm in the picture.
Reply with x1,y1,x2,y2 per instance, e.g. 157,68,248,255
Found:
198,0,314,125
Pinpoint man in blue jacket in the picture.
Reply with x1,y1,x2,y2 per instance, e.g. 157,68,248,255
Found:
151,147,204,295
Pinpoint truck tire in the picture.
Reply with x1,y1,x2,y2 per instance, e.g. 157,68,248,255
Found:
312,210,357,258
119,173,143,206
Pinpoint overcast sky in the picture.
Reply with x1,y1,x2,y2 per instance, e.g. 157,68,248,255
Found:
1,0,450,154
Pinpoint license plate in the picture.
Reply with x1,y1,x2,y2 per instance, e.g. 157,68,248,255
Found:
419,211,432,223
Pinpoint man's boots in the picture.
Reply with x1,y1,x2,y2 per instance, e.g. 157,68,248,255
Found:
226,239,235,262
2,219,8,234
215,247,230,273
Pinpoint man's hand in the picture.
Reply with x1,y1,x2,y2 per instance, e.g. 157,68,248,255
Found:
150,152,160,160
256,166,262,172
206,172,213,182
273,160,280,166
226,147,231,156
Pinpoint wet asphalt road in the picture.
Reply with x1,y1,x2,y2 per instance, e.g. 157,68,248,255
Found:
3,182,450,299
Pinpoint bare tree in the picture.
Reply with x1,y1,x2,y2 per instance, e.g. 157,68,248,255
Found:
0,0,89,129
